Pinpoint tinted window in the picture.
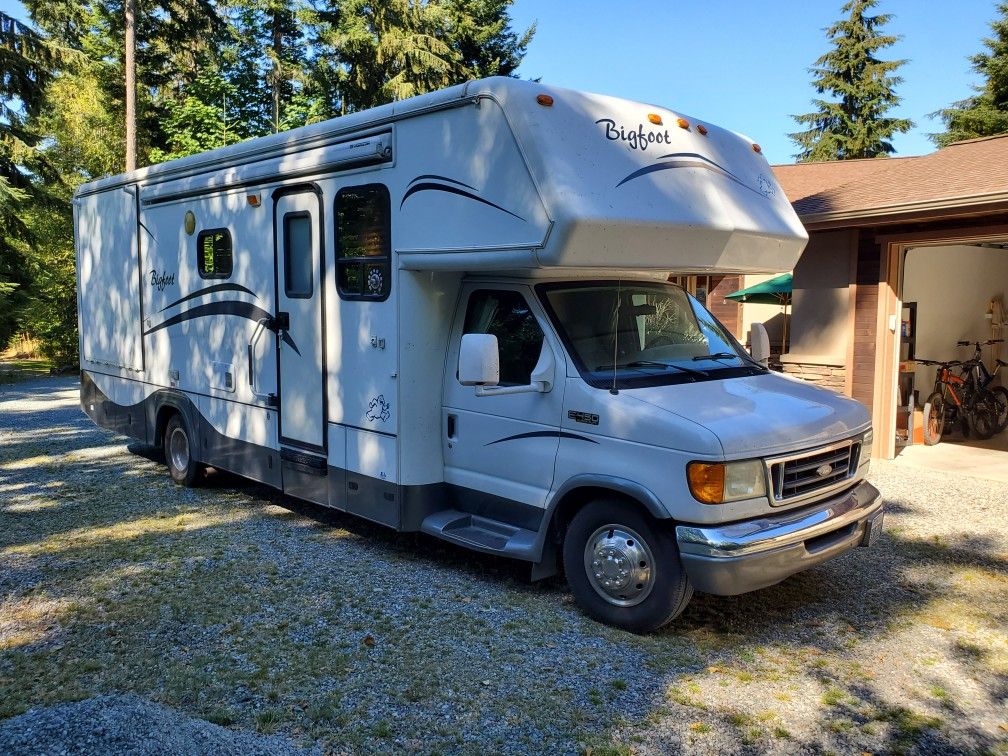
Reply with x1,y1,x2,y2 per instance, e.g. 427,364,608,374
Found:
283,212,313,298
463,290,544,386
336,184,391,301
196,229,232,279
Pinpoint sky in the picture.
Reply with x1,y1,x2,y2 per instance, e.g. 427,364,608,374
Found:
1,0,1000,165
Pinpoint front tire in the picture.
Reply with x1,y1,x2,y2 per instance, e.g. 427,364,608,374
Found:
923,391,945,446
562,499,693,633
164,414,203,487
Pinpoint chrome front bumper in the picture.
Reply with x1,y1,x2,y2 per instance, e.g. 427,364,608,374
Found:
675,480,883,596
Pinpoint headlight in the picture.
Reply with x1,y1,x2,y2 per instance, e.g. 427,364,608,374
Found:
687,460,767,504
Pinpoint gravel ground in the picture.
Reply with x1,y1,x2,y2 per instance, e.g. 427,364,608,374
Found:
1,375,1006,755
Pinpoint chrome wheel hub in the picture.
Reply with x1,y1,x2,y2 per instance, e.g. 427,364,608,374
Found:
169,427,190,472
584,524,656,607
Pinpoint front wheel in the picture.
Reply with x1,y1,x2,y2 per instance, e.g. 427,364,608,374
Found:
562,499,693,633
969,392,998,440
923,391,945,446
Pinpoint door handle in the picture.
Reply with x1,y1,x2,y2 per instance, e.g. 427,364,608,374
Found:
447,413,457,441
275,311,290,332
248,317,275,405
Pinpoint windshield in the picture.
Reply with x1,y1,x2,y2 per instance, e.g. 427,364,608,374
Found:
537,280,764,389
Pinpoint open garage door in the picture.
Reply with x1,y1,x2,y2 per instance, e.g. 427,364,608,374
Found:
891,242,1008,476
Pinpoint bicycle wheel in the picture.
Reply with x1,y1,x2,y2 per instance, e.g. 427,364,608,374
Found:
969,392,998,440
991,386,1008,433
923,391,945,445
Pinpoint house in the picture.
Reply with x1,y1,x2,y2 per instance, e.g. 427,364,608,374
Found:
768,135,1008,458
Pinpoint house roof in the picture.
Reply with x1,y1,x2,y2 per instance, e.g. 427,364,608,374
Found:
772,134,1008,224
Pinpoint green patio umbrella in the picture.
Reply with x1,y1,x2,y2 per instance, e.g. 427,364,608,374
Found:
724,272,793,353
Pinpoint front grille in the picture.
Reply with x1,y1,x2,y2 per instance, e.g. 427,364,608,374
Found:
769,440,860,502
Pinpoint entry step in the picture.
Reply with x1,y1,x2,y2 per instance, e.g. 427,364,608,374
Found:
420,510,537,560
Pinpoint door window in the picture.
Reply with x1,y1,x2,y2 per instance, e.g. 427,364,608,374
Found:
463,290,544,386
283,212,313,298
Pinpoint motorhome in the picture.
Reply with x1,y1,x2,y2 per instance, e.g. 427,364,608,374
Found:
75,78,882,631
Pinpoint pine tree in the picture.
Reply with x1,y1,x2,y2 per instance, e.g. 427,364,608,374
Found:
931,2,1008,147
790,0,912,161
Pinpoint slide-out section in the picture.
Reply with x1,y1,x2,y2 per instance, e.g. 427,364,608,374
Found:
76,187,144,372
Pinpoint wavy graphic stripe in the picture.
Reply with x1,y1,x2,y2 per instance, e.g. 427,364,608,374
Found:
616,152,760,195
485,430,598,446
400,181,526,222
407,174,477,191
159,283,259,313
144,300,275,336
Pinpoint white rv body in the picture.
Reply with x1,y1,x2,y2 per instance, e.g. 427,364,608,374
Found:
76,78,882,630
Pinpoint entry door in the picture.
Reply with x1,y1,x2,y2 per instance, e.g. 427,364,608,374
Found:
275,189,325,451
443,285,566,508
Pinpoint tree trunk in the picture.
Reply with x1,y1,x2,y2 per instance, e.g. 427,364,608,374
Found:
124,0,137,171
271,7,281,133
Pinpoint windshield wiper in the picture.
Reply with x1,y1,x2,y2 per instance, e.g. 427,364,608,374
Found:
692,352,740,362
594,360,708,378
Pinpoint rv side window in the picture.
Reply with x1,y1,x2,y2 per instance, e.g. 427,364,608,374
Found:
335,184,391,301
463,290,544,386
196,229,233,279
283,212,313,298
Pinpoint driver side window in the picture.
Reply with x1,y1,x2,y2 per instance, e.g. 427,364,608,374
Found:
463,290,544,386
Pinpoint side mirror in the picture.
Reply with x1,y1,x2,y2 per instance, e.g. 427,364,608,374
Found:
459,333,500,386
749,322,770,368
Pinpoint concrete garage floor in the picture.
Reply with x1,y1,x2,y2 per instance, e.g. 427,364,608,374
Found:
893,432,1008,483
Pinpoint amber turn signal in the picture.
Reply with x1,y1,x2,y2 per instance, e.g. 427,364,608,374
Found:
536,94,554,107
647,113,662,125
687,462,725,505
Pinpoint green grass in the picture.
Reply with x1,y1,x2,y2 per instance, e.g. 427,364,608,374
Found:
0,357,52,383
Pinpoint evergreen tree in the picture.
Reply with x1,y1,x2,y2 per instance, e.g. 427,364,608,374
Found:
931,2,1008,147
790,0,912,161
0,11,69,347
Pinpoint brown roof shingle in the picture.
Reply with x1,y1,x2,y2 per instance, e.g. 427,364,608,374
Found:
772,134,1008,220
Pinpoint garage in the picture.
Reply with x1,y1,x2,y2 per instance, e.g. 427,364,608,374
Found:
768,134,1008,461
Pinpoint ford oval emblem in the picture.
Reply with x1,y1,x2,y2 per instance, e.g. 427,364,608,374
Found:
815,463,833,478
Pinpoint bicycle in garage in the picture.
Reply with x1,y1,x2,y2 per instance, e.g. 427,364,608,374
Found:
961,339,1008,434
916,349,1003,446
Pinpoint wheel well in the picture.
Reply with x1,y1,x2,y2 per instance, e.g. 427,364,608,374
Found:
547,486,652,545
154,405,179,448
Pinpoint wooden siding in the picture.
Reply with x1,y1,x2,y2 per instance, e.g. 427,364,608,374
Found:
708,274,742,338
851,233,881,411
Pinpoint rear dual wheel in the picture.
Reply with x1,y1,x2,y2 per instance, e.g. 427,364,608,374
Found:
164,414,204,486
563,499,693,633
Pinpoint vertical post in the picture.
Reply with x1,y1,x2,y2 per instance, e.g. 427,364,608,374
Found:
124,0,137,171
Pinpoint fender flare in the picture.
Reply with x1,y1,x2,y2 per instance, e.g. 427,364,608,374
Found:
529,474,671,569
150,390,202,461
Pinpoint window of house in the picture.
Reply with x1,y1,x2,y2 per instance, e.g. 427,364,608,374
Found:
463,290,544,386
335,184,391,301
196,229,233,279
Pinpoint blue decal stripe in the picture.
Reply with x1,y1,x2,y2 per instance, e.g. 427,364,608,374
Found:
485,430,598,446
616,152,761,195
400,182,526,221
159,282,259,313
144,301,275,336
407,174,477,191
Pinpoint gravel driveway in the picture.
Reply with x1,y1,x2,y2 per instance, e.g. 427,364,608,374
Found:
1,376,1006,754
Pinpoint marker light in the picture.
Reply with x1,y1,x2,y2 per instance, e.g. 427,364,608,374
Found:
697,124,709,136
247,193,261,207
677,117,690,130
648,113,662,125
752,143,763,154
687,460,767,504
536,94,554,107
